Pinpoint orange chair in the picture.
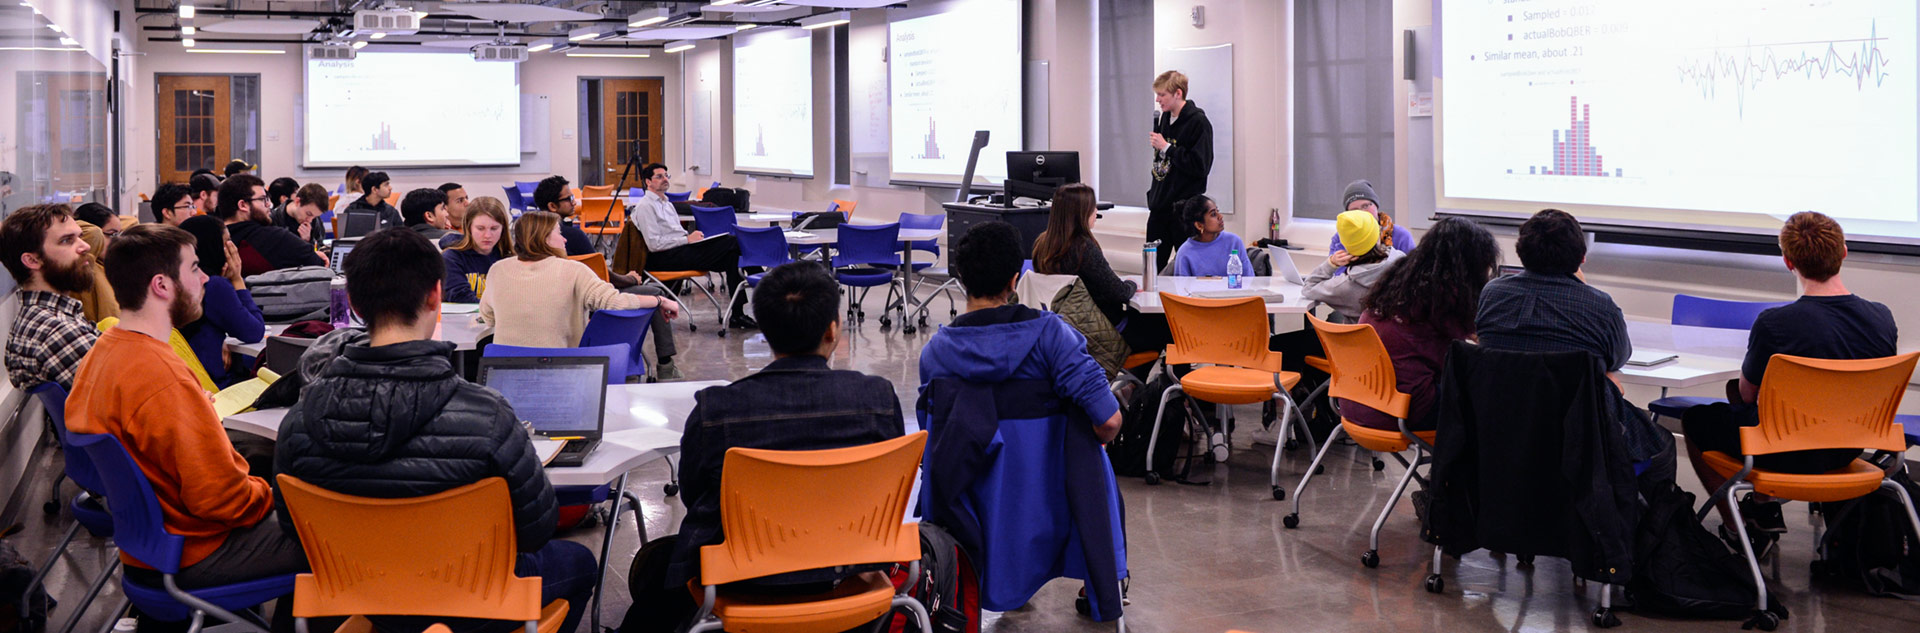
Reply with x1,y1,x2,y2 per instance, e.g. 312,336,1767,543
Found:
568,253,610,283
831,198,858,219
277,476,569,633
328,194,340,210
581,184,616,199
685,432,933,633
620,228,724,331
139,193,151,202
575,198,626,249
1144,294,1305,485
1694,353,1920,630
1281,315,1437,571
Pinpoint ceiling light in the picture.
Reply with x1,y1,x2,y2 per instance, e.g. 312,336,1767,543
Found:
567,51,651,58
178,4,194,19
735,23,756,31
182,38,196,47
627,7,671,28
46,23,61,33
527,38,558,53
569,25,611,42
351,40,368,49
799,11,850,30
711,0,745,6
187,48,286,55
181,25,196,35
59,37,75,46
664,40,696,54
0,46,83,52
369,32,387,39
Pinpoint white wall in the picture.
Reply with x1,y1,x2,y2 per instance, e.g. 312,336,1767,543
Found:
1153,0,1291,241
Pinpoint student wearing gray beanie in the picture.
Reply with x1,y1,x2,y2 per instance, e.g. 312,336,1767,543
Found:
1328,178,1416,267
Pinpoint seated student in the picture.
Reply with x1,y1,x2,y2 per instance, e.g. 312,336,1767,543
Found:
1,204,100,390
271,183,330,249
266,177,300,213
217,174,326,276
342,170,404,232
152,183,197,226
401,188,452,244
68,223,308,601
1327,179,1416,269
332,166,368,222
1301,210,1405,320
275,228,593,633
479,211,681,350
622,262,905,633
443,197,511,304
177,216,265,387
628,164,755,329
1477,209,1674,485
73,202,123,239
189,173,223,218
222,159,254,179
438,182,470,248
1342,217,1500,432
1170,195,1253,276
1031,182,1170,352
1682,211,1896,553
68,202,122,322
530,176,597,257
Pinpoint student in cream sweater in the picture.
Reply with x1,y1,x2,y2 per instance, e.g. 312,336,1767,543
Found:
480,211,680,349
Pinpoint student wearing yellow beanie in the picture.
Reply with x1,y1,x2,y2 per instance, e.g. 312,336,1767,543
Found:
1301,209,1404,320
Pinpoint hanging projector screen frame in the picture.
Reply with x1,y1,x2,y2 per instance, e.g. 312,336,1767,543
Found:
731,27,816,179
886,0,1025,189
1430,1,1920,256
301,48,523,169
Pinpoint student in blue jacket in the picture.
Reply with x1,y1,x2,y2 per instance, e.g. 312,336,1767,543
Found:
177,216,265,387
1170,195,1253,277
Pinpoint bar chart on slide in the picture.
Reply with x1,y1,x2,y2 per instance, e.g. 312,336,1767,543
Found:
366,123,400,152
917,117,944,160
1510,97,1622,178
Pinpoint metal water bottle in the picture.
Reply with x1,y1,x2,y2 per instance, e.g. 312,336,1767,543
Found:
328,278,350,328
1142,241,1159,292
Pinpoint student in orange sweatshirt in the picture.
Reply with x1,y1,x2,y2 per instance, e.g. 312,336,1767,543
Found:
66,223,308,596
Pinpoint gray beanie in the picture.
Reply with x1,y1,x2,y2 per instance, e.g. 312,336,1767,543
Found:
1342,179,1379,210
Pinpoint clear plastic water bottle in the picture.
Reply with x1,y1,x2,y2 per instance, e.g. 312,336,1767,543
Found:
1227,248,1244,289
328,278,350,328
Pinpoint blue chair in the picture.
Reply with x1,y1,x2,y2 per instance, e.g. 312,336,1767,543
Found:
482,343,631,385
25,384,123,633
690,205,737,237
890,212,943,273
580,308,658,383
1896,414,1920,447
833,223,906,328
502,185,528,212
514,181,540,209
722,226,795,332
1647,294,1792,422
70,432,294,633
666,191,692,202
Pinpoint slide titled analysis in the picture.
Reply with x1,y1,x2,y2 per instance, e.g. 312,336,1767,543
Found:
888,0,1021,184
1441,0,1918,223
304,52,521,167
733,31,814,177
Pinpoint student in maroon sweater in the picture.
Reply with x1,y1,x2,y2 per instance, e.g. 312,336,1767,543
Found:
1343,217,1501,432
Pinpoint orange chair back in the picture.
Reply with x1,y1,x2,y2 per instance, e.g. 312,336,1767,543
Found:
139,193,151,202
385,192,401,208
1744,353,1917,456
699,432,928,586
582,185,616,198
576,198,624,227
1159,293,1284,373
328,194,340,211
1307,314,1411,419
832,199,858,219
568,253,610,282
277,476,544,622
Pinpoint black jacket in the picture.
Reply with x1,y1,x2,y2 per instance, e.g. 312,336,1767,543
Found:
344,196,404,233
228,220,324,276
1146,100,1214,211
272,339,558,553
1424,342,1642,584
269,205,325,249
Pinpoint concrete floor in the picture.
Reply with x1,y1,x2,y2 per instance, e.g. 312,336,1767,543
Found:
12,286,1920,633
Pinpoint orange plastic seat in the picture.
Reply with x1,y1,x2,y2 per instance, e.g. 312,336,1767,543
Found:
1342,421,1436,454
581,184,616,198
1123,351,1160,370
1302,355,1332,374
568,253,610,283
685,432,933,633
1140,294,1304,484
831,199,858,219
1180,365,1300,405
277,476,568,633
1699,451,1886,503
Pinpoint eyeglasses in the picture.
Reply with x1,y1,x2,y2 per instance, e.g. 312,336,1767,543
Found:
248,195,270,204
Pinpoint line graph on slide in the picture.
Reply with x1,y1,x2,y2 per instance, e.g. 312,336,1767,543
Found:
1675,21,1894,116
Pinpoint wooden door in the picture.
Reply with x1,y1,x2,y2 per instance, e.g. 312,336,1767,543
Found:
598,78,665,185
156,75,231,185
44,73,108,192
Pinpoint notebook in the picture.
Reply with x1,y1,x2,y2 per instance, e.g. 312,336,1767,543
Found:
1626,350,1679,367
1192,288,1287,302
479,356,610,468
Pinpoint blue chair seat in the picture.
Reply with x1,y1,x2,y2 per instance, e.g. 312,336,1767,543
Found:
837,268,895,287
121,573,297,622
1896,414,1920,446
874,262,934,273
1649,396,1724,420
71,494,114,537
746,271,769,287
554,483,614,506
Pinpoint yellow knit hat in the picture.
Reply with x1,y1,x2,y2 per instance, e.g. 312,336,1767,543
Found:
1336,210,1381,255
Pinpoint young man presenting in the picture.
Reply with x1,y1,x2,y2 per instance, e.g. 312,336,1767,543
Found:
1,204,100,390
1146,70,1214,271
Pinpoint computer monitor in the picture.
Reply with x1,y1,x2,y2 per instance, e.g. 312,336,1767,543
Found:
1004,151,1081,204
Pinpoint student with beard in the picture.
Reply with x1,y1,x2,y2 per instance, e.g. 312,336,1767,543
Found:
1,204,100,389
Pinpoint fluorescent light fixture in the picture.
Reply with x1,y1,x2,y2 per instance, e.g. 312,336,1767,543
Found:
178,4,194,19
59,37,75,46
0,46,83,52
627,7,670,28
183,38,197,47
664,40,696,53
350,40,368,49
187,48,286,55
181,25,195,35
711,0,745,6
46,23,61,33
569,26,609,42
799,11,851,30
369,32,387,40
567,51,651,58
526,38,558,53
735,23,756,31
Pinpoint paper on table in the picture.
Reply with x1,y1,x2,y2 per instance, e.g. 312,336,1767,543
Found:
442,303,480,314
213,369,280,418
1626,350,1679,367
532,438,565,466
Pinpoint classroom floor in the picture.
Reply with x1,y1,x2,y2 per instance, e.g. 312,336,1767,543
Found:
13,286,1920,633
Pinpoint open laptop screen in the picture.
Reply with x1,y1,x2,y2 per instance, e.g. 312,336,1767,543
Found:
480,358,609,436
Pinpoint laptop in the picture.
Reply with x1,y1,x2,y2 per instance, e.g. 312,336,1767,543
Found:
478,356,611,468
328,238,359,275
1266,246,1306,284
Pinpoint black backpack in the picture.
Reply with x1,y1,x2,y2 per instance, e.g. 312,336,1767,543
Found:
1107,372,1203,482
1814,470,1920,597
879,523,979,633
701,187,751,214
1627,483,1788,621
0,536,54,633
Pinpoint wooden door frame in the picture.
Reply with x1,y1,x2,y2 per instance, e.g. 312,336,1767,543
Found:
580,76,667,188
154,73,260,185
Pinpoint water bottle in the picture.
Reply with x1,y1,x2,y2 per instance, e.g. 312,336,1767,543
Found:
1141,241,1159,292
1227,248,1244,289
328,278,350,328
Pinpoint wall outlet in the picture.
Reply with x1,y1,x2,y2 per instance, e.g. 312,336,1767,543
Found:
562,128,575,140
267,131,279,142
1192,6,1205,28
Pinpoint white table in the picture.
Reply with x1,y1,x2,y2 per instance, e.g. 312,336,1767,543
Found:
1618,318,1748,391
783,227,946,332
1128,276,1314,314
226,311,491,357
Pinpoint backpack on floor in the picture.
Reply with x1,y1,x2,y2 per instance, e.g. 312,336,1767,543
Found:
880,523,979,633
1814,470,1920,597
1107,371,1190,479
701,187,751,214
0,536,54,633
245,266,334,322
1626,483,1788,620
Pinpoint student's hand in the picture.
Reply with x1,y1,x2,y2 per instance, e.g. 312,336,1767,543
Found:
687,230,706,242
1149,133,1170,152
1095,410,1123,444
223,241,246,285
1328,249,1353,267
657,299,682,320
296,222,311,241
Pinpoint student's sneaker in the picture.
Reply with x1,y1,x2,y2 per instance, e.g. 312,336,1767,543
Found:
1719,523,1779,560
654,361,683,382
1740,494,1788,534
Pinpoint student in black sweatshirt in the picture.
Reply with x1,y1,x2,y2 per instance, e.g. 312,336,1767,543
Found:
1146,70,1215,271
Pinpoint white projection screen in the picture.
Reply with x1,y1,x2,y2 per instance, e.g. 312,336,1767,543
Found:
732,28,815,178
1437,0,1920,246
303,50,522,168
888,0,1023,186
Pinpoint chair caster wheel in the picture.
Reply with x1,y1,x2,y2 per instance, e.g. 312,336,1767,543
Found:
1283,513,1299,529
1593,607,1621,628
1743,611,1778,631
1372,459,1386,471
663,483,680,497
1144,471,1161,485
1315,465,1326,475
717,328,728,337
1424,574,1444,593
1075,597,1091,617
1517,554,1535,567
904,324,917,334
1271,486,1286,500
689,323,698,332
879,316,892,327
43,500,59,515
1361,550,1380,568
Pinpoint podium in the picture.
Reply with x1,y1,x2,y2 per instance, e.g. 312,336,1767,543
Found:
942,202,1051,257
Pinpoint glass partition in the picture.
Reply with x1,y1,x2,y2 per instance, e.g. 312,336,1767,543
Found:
1,1,113,217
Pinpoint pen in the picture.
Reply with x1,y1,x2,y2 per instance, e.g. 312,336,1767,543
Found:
548,436,586,441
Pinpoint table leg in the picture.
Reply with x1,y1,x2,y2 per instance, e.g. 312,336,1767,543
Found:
592,473,630,633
